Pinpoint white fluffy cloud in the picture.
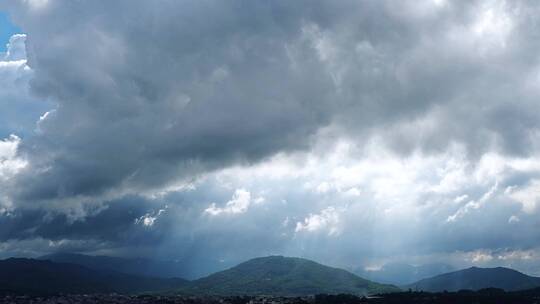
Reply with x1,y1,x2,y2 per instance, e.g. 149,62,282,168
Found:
0,134,26,214
204,189,252,216
0,34,49,138
0,135,26,180
295,206,342,236
507,180,540,214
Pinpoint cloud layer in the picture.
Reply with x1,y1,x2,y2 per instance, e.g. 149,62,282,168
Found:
1,0,540,277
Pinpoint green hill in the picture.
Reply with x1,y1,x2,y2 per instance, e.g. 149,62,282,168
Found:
406,266,540,292
183,256,399,296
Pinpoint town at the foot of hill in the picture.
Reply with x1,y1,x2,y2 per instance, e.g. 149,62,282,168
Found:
3,290,540,304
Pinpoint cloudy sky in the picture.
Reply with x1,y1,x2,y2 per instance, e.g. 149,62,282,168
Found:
2,0,540,278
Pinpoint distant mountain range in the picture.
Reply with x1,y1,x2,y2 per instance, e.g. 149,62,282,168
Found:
5,255,397,296
182,255,399,296
0,258,187,295
355,262,455,285
8,253,540,296
39,253,186,279
406,266,540,292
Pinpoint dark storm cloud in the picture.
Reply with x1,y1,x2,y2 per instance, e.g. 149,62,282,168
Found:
1,0,538,205
0,196,156,242
5,0,336,203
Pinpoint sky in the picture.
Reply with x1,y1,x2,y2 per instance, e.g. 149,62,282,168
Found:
1,0,540,279
0,12,19,52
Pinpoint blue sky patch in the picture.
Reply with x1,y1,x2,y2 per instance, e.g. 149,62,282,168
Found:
0,11,21,53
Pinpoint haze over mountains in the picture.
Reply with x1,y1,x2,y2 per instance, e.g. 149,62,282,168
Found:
41,253,455,285
406,267,540,292
355,262,455,285
3,253,540,296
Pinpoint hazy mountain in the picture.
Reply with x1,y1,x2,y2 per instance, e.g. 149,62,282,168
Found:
183,256,399,296
356,262,455,285
0,258,187,295
39,253,187,279
406,266,540,292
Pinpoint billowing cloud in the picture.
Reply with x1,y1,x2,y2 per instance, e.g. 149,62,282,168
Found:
295,206,342,236
3,33,25,61
204,189,252,216
507,180,540,213
0,135,26,181
1,0,539,207
1,0,540,278
0,33,49,138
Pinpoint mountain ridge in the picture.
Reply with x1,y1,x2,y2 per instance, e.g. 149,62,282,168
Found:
14,254,540,296
39,252,187,279
405,266,540,292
